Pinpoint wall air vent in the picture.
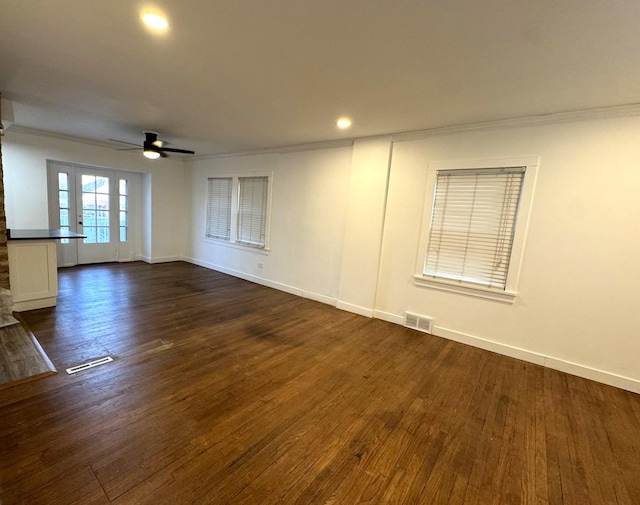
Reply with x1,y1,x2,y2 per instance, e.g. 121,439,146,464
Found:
404,312,433,334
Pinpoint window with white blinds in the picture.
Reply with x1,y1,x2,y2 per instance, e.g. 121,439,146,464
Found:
206,177,232,240
423,167,525,290
204,173,271,251
237,176,268,247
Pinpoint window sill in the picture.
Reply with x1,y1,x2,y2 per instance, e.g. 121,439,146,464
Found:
413,275,516,304
204,237,270,255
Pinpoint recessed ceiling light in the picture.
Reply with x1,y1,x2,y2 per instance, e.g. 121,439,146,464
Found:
336,117,352,129
141,12,169,31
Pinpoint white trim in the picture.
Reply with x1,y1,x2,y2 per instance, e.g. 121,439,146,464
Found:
12,297,58,312
368,313,640,394
142,255,182,264
203,237,270,255
372,310,404,325
434,326,546,364
544,357,640,395
414,156,539,302
183,256,337,306
413,275,516,304
303,291,337,307
430,326,640,395
11,103,640,159
391,103,640,143
188,139,355,160
9,124,125,150
204,171,273,251
47,161,141,266
184,255,640,394
336,301,374,318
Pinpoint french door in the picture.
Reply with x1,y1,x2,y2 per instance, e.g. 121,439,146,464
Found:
48,161,136,266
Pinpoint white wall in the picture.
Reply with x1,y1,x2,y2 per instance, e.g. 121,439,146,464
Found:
337,136,391,316
183,113,640,393
184,147,353,304
377,115,640,392
2,130,185,262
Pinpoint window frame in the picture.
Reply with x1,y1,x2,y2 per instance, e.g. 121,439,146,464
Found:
118,178,130,243
236,176,269,248
205,177,233,242
414,156,539,303
204,171,273,253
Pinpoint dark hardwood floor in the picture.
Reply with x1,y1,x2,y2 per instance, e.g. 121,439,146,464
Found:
1,261,639,504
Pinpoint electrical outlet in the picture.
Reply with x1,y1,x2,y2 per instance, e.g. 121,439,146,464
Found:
257,262,264,269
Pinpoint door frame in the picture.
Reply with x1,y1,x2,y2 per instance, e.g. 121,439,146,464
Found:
47,160,141,267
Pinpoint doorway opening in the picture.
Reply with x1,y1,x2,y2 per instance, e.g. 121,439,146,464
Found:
47,161,141,267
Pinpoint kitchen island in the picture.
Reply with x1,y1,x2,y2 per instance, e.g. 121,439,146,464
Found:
7,229,85,311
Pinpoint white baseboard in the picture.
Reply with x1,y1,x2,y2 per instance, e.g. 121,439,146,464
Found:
543,356,640,394
143,255,182,264
304,291,337,306
373,310,405,325
183,256,337,306
433,326,640,395
180,257,640,395
336,301,374,318
13,296,57,312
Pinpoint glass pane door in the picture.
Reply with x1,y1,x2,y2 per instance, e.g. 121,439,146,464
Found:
119,178,129,242
76,169,117,264
81,174,110,244
58,172,71,244
48,162,137,266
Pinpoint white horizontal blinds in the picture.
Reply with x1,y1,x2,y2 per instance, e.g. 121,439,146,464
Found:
206,177,232,240
237,176,268,247
424,167,525,289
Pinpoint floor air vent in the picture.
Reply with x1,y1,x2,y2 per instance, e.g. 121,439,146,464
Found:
404,312,433,334
65,356,114,375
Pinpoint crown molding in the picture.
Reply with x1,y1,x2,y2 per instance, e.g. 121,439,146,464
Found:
391,103,640,143
189,138,355,161
7,123,354,160
6,124,120,150
6,102,640,158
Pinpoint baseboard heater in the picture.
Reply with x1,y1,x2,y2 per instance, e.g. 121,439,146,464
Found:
65,356,114,375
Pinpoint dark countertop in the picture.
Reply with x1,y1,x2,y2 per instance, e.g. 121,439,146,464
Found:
7,229,86,240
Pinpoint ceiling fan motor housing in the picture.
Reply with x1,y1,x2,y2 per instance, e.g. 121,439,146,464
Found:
143,131,160,150
143,139,158,152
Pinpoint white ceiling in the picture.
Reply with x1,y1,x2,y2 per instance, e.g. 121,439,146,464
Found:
2,1,640,156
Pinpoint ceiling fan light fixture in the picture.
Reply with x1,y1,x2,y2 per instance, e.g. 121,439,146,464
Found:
143,149,161,159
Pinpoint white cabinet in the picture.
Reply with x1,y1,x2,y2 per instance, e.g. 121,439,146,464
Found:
8,240,58,311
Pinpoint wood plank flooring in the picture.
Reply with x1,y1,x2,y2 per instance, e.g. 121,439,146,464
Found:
0,320,56,388
1,261,639,504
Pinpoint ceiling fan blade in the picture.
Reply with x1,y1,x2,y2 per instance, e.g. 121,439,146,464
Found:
111,132,191,159
159,147,195,155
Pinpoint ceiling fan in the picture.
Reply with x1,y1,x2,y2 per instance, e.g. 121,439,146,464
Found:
111,131,195,159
